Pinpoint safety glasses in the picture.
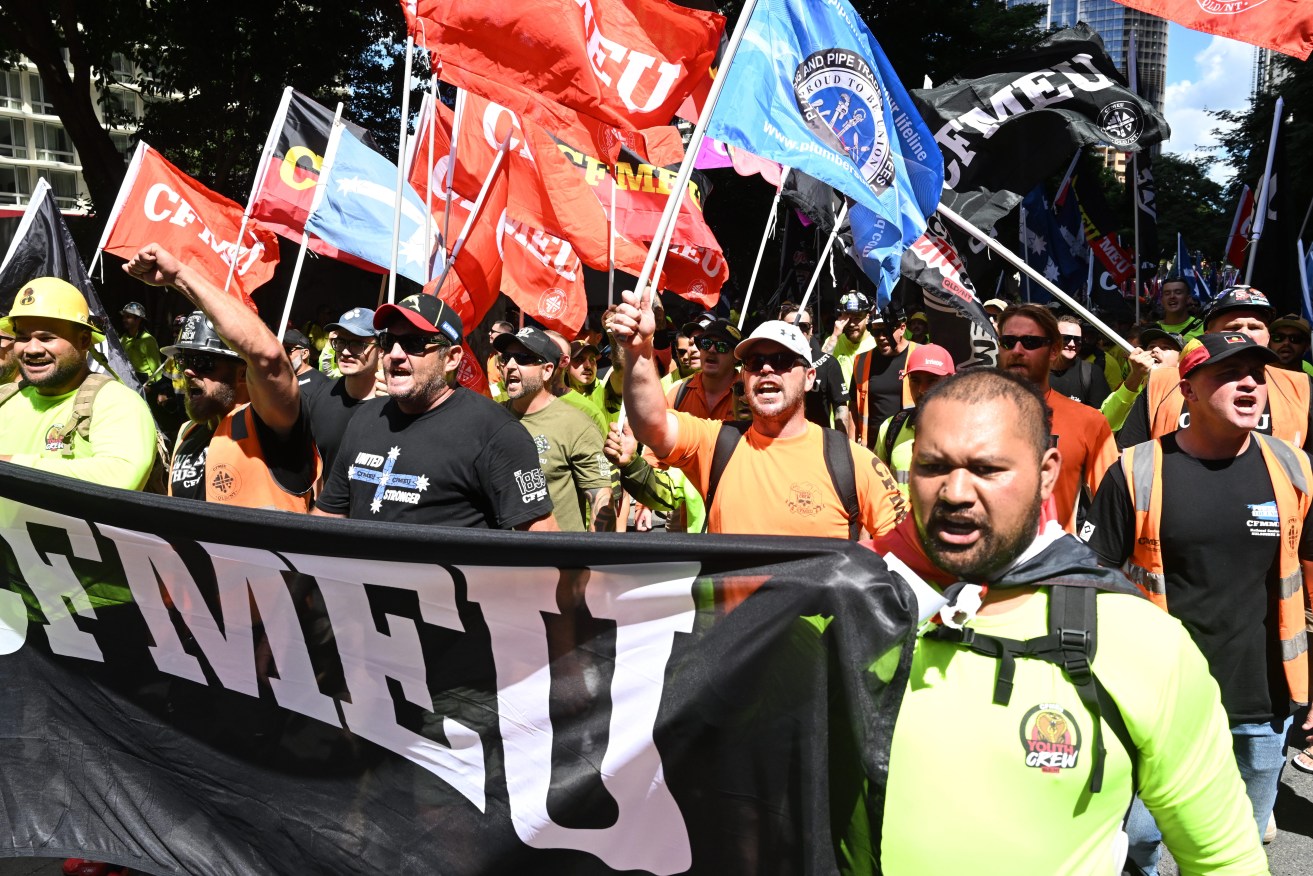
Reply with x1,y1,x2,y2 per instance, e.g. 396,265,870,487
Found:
377,331,449,356
176,352,225,375
695,335,733,354
999,334,1053,351
742,351,806,373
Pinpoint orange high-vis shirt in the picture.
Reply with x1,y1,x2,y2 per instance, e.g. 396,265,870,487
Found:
1046,388,1118,534
660,411,907,537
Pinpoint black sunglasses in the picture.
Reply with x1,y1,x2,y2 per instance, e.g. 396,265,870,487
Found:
176,352,225,375
330,336,376,355
999,334,1053,351
1060,334,1082,347
742,351,806,373
795,321,813,334
695,335,733,354
377,330,450,356
499,349,545,366
1272,332,1307,344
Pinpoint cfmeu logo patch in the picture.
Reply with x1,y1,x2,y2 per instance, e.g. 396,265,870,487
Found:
1019,704,1082,774
792,49,894,194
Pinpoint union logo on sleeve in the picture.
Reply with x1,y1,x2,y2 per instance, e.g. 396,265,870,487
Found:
1019,704,1082,774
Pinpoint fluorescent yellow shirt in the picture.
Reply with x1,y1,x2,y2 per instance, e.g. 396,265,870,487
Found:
832,331,876,395
121,330,161,376
0,380,157,490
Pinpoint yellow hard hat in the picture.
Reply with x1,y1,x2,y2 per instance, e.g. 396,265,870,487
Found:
0,277,105,342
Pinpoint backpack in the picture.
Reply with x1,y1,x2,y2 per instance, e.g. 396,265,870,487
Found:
923,582,1138,796
701,420,861,538
0,374,171,495
880,407,915,467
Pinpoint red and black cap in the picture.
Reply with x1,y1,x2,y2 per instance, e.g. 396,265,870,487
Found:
1179,332,1277,378
374,294,463,344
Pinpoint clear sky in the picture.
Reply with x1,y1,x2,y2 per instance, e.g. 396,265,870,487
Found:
1161,23,1258,183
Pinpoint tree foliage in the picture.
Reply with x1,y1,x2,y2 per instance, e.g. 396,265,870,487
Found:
0,0,420,226
1152,153,1228,258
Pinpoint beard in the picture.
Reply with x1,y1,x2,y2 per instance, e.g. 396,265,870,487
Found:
21,352,86,392
506,370,543,402
917,493,1042,581
185,380,237,423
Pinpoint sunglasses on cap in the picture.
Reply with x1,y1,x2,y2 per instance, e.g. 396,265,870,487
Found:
999,334,1053,351
330,336,376,355
742,351,806,373
377,330,451,356
499,349,545,366
695,335,733,354
1060,334,1081,347
176,352,227,375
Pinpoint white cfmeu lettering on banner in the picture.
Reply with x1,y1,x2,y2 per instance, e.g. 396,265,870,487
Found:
141,183,264,276
0,505,103,660
935,54,1115,188
285,552,489,813
575,0,680,113
465,563,696,875
480,102,532,161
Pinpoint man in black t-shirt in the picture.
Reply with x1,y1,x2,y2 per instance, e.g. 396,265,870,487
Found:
782,308,846,428
1084,332,1313,865
301,307,384,475
1049,315,1109,409
314,294,556,530
848,309,911,447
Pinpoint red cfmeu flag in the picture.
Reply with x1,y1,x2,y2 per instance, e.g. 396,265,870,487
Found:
1112,0,1313,60
401,0,723,160
499,216,589,338
248,89,384,275
99,143,278,312
1226,184,1255,269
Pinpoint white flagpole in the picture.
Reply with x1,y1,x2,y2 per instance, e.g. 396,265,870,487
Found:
1086,248,1095,307
608,166,617,307
442,88,467,251
1054,149,1081,203
940,203,1132,353
631,0,761,306
429,138,511,296
278,104,345,343
738,166,791,330
88,140,149,276
1247,95,1284,285
423,78,439,279
1019,200,1031,303
1129,29,1141,323
225,86,291,293
388,35,417,305
797,202,849,317
1298,238,1312,320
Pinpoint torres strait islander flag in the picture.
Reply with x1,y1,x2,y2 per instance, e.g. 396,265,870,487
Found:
98,142,278,312
401,0,724,161
1111,0,1313,60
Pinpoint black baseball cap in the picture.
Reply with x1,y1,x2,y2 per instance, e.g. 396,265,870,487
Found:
1179,332,1277,378
493,326,560,363
373,294,463,344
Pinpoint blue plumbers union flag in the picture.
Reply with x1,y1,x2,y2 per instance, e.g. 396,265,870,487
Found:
705,0,943,298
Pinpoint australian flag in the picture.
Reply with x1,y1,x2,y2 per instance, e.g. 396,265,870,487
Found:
1019,187,1083,302
706,0,942,295
305,124,434,286
1174,233,1209,301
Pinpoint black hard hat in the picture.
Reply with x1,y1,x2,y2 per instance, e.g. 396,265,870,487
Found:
161,310,242,359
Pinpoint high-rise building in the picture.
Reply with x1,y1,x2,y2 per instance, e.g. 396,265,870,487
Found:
1005,0,1168,114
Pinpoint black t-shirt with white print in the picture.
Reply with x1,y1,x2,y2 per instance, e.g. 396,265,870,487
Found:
316,387,553,528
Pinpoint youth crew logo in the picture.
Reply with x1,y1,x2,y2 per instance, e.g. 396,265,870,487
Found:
1019,704,1082,774
1097,100,1143,148
792,50,894,195
44,425,67,453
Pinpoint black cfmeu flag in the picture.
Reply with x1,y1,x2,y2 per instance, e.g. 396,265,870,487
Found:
0,179,139,391
1129,151,1159,287
912,24,1169,232
1072,153,1135,287
0,463,917,876
900,213,998,368
1249,122,1300,315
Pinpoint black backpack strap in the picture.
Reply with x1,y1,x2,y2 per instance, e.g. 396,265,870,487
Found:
700,420,750,533
821,427,860,539
881,408,914,466
673,377,693,412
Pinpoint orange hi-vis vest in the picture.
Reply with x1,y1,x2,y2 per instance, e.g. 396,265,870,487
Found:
173,404,316,512
1120,433,1313,702
852,342,916,448
1146,364,1310,445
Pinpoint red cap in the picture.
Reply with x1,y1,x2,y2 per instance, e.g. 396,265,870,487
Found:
900,343,955,379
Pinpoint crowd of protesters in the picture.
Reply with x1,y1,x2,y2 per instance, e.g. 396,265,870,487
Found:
6,241,1313,874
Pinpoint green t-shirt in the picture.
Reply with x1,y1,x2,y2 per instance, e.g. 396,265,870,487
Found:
121,330,161,376
510,398,612,532
873,412,913,499
1157,316,1204,341
878,590,1265,875
0,379,157,491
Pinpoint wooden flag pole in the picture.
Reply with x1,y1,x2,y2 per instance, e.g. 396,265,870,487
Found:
797,201,848,318
278,105,345,343
225,87,291,294
387,35,417,306
738,166,791,330
939,203,1132,353
1246,96,1284,286
631,0,761,306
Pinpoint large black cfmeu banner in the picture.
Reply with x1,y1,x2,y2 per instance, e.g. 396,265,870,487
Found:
0,463,916,875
